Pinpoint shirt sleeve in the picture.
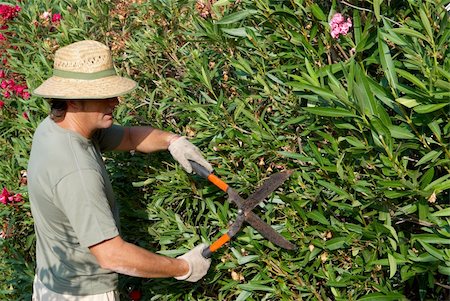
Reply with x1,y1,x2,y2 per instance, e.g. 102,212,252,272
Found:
53,169,119,248
93,124,125,152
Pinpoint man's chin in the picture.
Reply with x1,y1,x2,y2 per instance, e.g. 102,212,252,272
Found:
100,117,114,128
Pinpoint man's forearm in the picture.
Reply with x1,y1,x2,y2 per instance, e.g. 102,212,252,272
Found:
89,236,189,278
115,126,179,153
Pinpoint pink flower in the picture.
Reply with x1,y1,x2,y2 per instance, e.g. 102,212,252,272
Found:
13,84,25,95
0,188,23,205
51,13,61,23
331,13,345,24
3,90,10,98
329,13,352,39
0,4,21,21
0,33,6,41
22,91,30,99
0,187,10,205
13,193,23,203
40,11,51,20
0,80,7,89
0,100,4,109
0,70,5,78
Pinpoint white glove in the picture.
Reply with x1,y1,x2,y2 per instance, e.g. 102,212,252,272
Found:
168,137,212,173
175,244,211,282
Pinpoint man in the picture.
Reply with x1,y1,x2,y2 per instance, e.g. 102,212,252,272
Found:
28,40,212,300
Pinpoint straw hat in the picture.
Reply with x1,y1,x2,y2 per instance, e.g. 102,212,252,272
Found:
33,40,137,99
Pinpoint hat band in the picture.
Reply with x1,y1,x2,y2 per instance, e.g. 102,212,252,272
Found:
53,68,116,80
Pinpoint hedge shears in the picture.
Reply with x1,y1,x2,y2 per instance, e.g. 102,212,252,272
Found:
189,161,296,258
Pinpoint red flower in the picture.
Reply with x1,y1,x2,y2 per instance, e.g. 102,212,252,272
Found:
0,188,23,205
0,187,10,205
0,4,21,21
129,290,142,301
13,193,22,203
3,90,10,98
51,13,61,23
22,91,30,99
13,84,25,94
0,70,5,78
0,100,4,109
22,111,28,120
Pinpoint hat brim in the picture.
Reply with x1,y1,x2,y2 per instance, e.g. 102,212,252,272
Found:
32,75,137,99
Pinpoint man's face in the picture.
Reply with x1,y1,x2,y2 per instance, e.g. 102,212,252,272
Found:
76,97,119,130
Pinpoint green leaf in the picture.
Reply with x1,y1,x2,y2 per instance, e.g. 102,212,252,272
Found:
235,290,252,301
303,107,358,118
388,253,397,279
318,180,350,198
378,30,398,92
357,292,405,301
420,168,435,189
424,174,450,192
381,31,408,46
216,10,258,24
432,208,450,217
238,283,275,292
384,190,412,199
310,3,326,21
428,120,442,142
384,225,399,243
391,27,428,41
419,7,433,42
222,27,256,37
373,0,382,22
289,82,338,101
395,97,420,108
417,240,445,261
237,255,259,265
396,68,427,90
388,125,415,139
213,0,231,8
438,265,450,276
277,151,314,162
354,65,378,117
307,210,330,225
305,58,319,86
413,103,449,114
412,234,450,244
353,10,362,46
326,237,351,250
326,70,350,105
415,150,442,166
233,55,254,75
339,136,366,148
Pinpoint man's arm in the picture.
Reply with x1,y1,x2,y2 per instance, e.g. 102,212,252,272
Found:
114,126,212,173
114,126,178,153
89,235,189,278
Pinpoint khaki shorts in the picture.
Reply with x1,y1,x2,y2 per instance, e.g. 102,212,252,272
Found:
32,276,119,301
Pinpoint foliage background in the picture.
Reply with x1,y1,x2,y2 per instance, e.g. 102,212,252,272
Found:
0,0,449,300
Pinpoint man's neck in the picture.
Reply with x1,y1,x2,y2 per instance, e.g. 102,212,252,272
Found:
56,113,93,138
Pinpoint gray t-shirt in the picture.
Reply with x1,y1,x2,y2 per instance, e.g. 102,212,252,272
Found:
28,116,124,295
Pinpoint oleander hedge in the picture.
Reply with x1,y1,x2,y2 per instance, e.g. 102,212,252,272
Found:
0,0,449,300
